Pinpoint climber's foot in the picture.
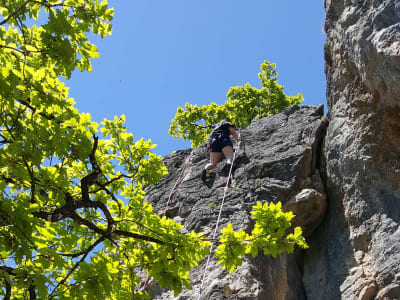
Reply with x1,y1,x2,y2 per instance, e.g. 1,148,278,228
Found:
201,169,212,181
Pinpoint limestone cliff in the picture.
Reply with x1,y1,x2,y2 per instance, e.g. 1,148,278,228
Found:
303,1,400,299
145,105,327,299
144,1,400,299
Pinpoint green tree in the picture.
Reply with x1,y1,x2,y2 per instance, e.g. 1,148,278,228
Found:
0,2,307,299
0,1,209,299
169,61,304,147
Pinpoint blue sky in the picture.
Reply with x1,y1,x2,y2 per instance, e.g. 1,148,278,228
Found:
68,1,326,156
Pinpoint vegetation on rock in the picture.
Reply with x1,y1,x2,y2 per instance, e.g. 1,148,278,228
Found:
216,201,308,273
169,61,304,147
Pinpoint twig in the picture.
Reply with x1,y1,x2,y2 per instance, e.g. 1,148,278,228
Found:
114,230,164,245
31,0,74,9
0,0,31,26
58,236,105,258
0,44,26,55
48,236,104,299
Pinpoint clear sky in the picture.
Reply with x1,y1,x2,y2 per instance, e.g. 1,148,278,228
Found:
67,1,327,156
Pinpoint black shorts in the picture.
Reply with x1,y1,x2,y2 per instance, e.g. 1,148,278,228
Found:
211,134,233,152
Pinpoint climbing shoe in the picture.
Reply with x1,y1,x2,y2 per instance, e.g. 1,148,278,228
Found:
201,169,212,181
225,160,233,172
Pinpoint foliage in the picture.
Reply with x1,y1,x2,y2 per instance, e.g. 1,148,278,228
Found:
0,1,307,299
0,1,210,299
215,201,308,273
169,61,304,147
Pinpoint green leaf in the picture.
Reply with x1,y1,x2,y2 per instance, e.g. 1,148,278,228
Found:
169,60,304,147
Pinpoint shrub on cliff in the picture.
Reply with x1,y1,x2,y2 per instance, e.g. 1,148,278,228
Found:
169,61,304,147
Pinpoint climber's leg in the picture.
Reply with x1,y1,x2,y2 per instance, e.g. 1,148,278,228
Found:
222,145,234,165
205,152,223,172
202,152,222,181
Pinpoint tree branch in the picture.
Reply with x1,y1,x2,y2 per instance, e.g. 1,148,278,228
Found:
79,136,116,229
0,0,31,26
58,236,105,258
16,99,62,124
28,284,36,300
68,211,109,237
49,235,102,300
0,132,13,144
114,230,164,245
90,173,133,193
4,278,11,300
0,139,13,145
30,0,74,9
32,194,112,224
0,44,26,55
1,266,37,299
91,183,120,211
33,206,165,245
0,208,37,248
80,136,101,201
0,175,15,185
0,266,16,275
22,157,36,203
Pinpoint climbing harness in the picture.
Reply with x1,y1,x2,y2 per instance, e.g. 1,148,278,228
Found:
163,150,194,217
197,131,241,300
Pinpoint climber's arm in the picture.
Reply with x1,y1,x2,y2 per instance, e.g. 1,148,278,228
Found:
229,126,239,142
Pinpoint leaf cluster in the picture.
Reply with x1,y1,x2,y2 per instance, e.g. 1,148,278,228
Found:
169,61,304,147
0,2,308,298
0,1,210,299
215,201,308,273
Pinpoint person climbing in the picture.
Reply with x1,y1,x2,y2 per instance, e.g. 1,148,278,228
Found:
201,120,239,181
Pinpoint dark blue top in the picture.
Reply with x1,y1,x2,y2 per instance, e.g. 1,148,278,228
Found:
211,121,232,137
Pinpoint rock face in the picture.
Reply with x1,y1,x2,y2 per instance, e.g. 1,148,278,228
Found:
145,105,327,299
303,1,400,299
145,2,400,299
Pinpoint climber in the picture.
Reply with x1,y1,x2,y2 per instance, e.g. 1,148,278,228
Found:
201,120,239,181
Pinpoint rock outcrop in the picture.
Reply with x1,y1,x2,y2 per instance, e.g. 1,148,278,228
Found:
145,105,327,299
145,1,400,299
303,1,400,299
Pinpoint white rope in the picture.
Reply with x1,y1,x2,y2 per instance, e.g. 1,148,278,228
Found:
197,131,240,299
163,150,194,217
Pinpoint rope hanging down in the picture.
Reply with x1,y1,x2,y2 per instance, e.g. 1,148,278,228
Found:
163,150,194,217
197,131,241,300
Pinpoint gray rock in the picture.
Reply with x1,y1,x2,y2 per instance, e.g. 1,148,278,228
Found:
144,105,327,299
283,185,327,237
142,1,400,299
303,0,400,299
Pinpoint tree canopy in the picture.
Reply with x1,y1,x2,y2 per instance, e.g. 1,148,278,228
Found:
0,1,307,299
169,61,304,147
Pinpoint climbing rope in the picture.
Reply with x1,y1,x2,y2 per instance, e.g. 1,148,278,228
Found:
197,131,241,300
163,150,194,217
